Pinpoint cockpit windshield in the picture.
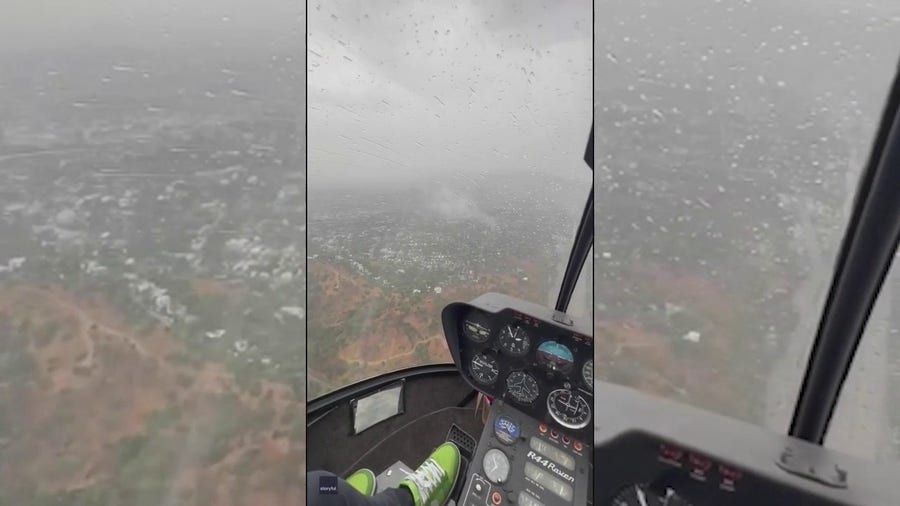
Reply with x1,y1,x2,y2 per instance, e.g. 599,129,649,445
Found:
307,1,592,398
595,0,900,459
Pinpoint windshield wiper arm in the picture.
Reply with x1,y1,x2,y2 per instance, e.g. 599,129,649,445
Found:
556,188,593,313
789,57,900,444
556,125,595,314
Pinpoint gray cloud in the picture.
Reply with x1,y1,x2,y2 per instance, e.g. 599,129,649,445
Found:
0,0,302,54
308,0,592,188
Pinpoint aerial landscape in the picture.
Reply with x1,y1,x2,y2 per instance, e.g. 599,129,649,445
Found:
306,0,593,399
0,41,305,506
6,2,900,505
306,175,591,399
594,0,900,461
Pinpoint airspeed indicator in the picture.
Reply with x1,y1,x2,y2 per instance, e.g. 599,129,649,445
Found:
470,353,500,385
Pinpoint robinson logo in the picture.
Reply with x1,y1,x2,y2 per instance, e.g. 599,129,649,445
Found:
527,451,575,483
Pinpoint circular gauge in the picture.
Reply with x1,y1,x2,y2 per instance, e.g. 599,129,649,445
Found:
462,310,492,343
469,353,500,385
536,341,575,374
505,371,539,404
482,448,510,484
493,415,520,445
498,324,532,356
546,388,591,429
582,359,593,390
611,484,691,506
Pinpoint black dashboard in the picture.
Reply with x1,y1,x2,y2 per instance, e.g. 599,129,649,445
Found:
443,294,593,506
442,293,593,441
442,293,900,506
594,381,900,506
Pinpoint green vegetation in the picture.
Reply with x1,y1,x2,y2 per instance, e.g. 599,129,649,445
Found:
114,434,150,467
175,372,194,389
199,393,271,465
0,404,12,440
289,417,305,442
11,488,111,506
0,348,36,384
0,315,37,383
414,342,430,363
606,362,643,388
113,435,180,505
146,405,181,435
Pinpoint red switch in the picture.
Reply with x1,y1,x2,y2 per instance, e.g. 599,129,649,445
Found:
573,440,583,451
491,492,502,505
538,423,548,433
689,454,712,472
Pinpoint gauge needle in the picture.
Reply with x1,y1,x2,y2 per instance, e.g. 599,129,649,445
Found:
636,487,648,506
662,488,675,506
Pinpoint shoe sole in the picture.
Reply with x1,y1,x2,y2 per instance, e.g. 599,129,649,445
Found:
442,443,462,506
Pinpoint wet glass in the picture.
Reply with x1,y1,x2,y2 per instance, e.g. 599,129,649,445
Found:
0,1,305,504
307,0,592,398
567,247,593,321
829,254,900,462
594,0,900,433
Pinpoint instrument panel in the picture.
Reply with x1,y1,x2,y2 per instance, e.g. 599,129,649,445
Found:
594,381,900,506
445,294,900,505
459,400,592,506
442,293,593,439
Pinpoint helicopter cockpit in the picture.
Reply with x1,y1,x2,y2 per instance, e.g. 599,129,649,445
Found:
308,2,900,505
310,76,900,504
306,123,595,505
442,293,593,506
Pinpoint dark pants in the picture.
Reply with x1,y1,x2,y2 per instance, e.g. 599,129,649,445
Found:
308,470,415,506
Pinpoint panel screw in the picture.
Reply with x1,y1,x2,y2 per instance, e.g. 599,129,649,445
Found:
834,465,847,482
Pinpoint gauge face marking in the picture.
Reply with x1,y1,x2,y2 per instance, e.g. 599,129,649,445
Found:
546,388,591,429
612,484,662,506
462,310,492,343
505,371,539,404
469,353,500,385
611,484,690,506
582,359,593,390
536,340,575,374
499,324,532,356
493,415,520,445
482,448,510,484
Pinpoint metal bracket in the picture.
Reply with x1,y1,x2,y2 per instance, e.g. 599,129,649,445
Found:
775,445,848,488
552,310,574,326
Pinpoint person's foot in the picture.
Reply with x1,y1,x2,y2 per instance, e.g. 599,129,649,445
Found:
400,442,460,506
346,468,377,496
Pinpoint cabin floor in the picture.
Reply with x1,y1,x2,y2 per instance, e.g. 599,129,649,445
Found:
347,406,484,477
307,371,484,480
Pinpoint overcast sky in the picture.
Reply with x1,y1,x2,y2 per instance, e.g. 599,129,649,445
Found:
308,0,592,188
0,0,301,55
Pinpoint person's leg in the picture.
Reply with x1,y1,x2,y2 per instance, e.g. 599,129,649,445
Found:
399,442,460,506
308,470,415,506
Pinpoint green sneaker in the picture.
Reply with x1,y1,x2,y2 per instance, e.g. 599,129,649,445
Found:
400,442,461,506
346,468,377,496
